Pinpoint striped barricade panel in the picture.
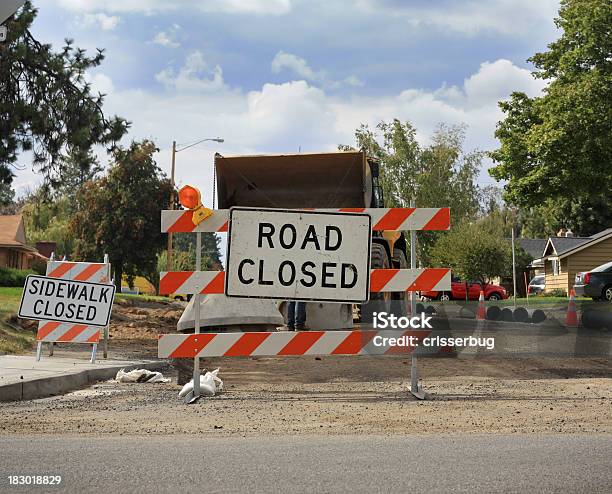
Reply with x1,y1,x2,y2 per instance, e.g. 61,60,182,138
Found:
158,330,451,358
36,261,111,343
161,207,450,233
158,268,451,295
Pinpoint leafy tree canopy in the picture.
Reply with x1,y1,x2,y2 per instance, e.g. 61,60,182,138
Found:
430,218,532,288
340,119,483,263
70,140,172,288
0,1,128,193
489,0,611,234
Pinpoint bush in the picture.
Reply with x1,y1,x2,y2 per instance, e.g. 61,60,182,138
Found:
0,267,36,287
30,259,47,275
542,288,567,298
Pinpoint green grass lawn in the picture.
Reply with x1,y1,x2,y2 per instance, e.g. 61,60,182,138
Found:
0,286,34,354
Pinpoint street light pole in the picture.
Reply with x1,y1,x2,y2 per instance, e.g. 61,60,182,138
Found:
166,141,177,272
166,137,223,272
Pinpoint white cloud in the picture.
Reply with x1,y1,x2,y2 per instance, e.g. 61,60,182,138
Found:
81,12,120,30
14,56,545,199
463,59,546,107
98,57,544,196
86,73,115,95
150,23,181,48
355,0,559,35
272,51,317,80
271,51,364,89
155,51,226,92
57,0,291,15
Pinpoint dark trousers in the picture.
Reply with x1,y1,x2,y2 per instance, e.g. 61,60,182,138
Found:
287,301,306,328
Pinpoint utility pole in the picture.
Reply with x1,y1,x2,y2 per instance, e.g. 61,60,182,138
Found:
511,223,517,308
166,140,177,272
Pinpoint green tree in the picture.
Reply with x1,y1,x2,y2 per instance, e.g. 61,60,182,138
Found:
70,140,173,289
430,221,511,288
21,190,75,257
0,1,128,193
340,120,482,263
490,0,611,235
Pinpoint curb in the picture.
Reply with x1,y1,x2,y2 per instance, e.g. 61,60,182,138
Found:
0,360,167,402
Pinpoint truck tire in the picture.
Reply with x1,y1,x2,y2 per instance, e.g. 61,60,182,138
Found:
370,243,391,302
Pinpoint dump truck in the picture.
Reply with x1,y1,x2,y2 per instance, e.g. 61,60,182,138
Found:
177,150,408,333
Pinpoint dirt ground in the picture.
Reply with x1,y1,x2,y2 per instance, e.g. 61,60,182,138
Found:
2,298,611,437
1,355,610,437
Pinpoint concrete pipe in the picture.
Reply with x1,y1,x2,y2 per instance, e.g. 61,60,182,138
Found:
486,306,501,321
513,307,529,323
529,309,547,324
581,309,612,330
500,307,514,322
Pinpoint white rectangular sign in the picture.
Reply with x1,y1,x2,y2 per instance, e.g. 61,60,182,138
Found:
225,208,372,303
19,275,116,327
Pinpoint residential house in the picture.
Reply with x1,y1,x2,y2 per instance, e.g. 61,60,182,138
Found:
517,238,548,277
0,214,46,269
540,228,612,295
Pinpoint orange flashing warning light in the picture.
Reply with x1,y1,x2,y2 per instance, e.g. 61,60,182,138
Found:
178,185,213,226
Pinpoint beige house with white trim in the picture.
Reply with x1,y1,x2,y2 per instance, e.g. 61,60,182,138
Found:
539,228,612,295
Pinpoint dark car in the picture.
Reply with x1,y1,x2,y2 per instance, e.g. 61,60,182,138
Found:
574,261,612,301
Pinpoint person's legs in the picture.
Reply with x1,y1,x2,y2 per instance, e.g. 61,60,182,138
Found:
287,301,296,329
295,302,306,329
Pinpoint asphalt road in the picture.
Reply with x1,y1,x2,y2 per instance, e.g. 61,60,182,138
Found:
0,434,610,493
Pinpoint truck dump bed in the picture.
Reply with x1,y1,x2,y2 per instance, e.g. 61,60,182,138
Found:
215,151,371,209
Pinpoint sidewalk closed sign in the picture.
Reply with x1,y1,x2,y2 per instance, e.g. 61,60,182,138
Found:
19,275,116,327
225,208,372,303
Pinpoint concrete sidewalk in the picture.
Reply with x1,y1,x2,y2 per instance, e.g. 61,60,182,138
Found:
0,355,166,402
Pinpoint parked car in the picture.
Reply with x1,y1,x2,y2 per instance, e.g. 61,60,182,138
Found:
421,278,508,301
574,261,612,301
528,275,545,295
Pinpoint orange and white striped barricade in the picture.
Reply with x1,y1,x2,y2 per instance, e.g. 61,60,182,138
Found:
35,256,112,363
158,268,451,295
159,329,453,359
161,207,451,233
161,202,452,402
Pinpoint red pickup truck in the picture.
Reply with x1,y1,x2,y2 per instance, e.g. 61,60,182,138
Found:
421,278,508,301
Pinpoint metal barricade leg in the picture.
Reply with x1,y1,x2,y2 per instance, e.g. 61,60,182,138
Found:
36,342,42,362
90,343,97,364
48,342,54,356
103,326,108,359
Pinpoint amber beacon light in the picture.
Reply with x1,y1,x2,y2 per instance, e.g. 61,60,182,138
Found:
178,185,213,226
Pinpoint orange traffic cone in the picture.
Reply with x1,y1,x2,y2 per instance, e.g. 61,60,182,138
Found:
565,289,579,328
476,291,486,320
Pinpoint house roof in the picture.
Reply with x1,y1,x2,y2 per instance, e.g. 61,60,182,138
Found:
543,228,612,259
0,214,27,246
517,238,548,259
0,214,38,252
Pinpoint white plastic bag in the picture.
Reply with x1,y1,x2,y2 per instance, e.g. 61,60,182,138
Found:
178,368,223,398
115,368,170,383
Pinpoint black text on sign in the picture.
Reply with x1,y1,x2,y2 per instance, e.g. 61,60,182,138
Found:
18,275,116,327
225,208,372,303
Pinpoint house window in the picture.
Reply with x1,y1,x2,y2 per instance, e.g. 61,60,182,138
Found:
8,250,19,269
552,259,559,276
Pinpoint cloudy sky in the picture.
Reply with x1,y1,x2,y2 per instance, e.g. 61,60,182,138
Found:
15,0,561,204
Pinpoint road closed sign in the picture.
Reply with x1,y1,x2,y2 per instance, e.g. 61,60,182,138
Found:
19,275,116,327
225,208,372,303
